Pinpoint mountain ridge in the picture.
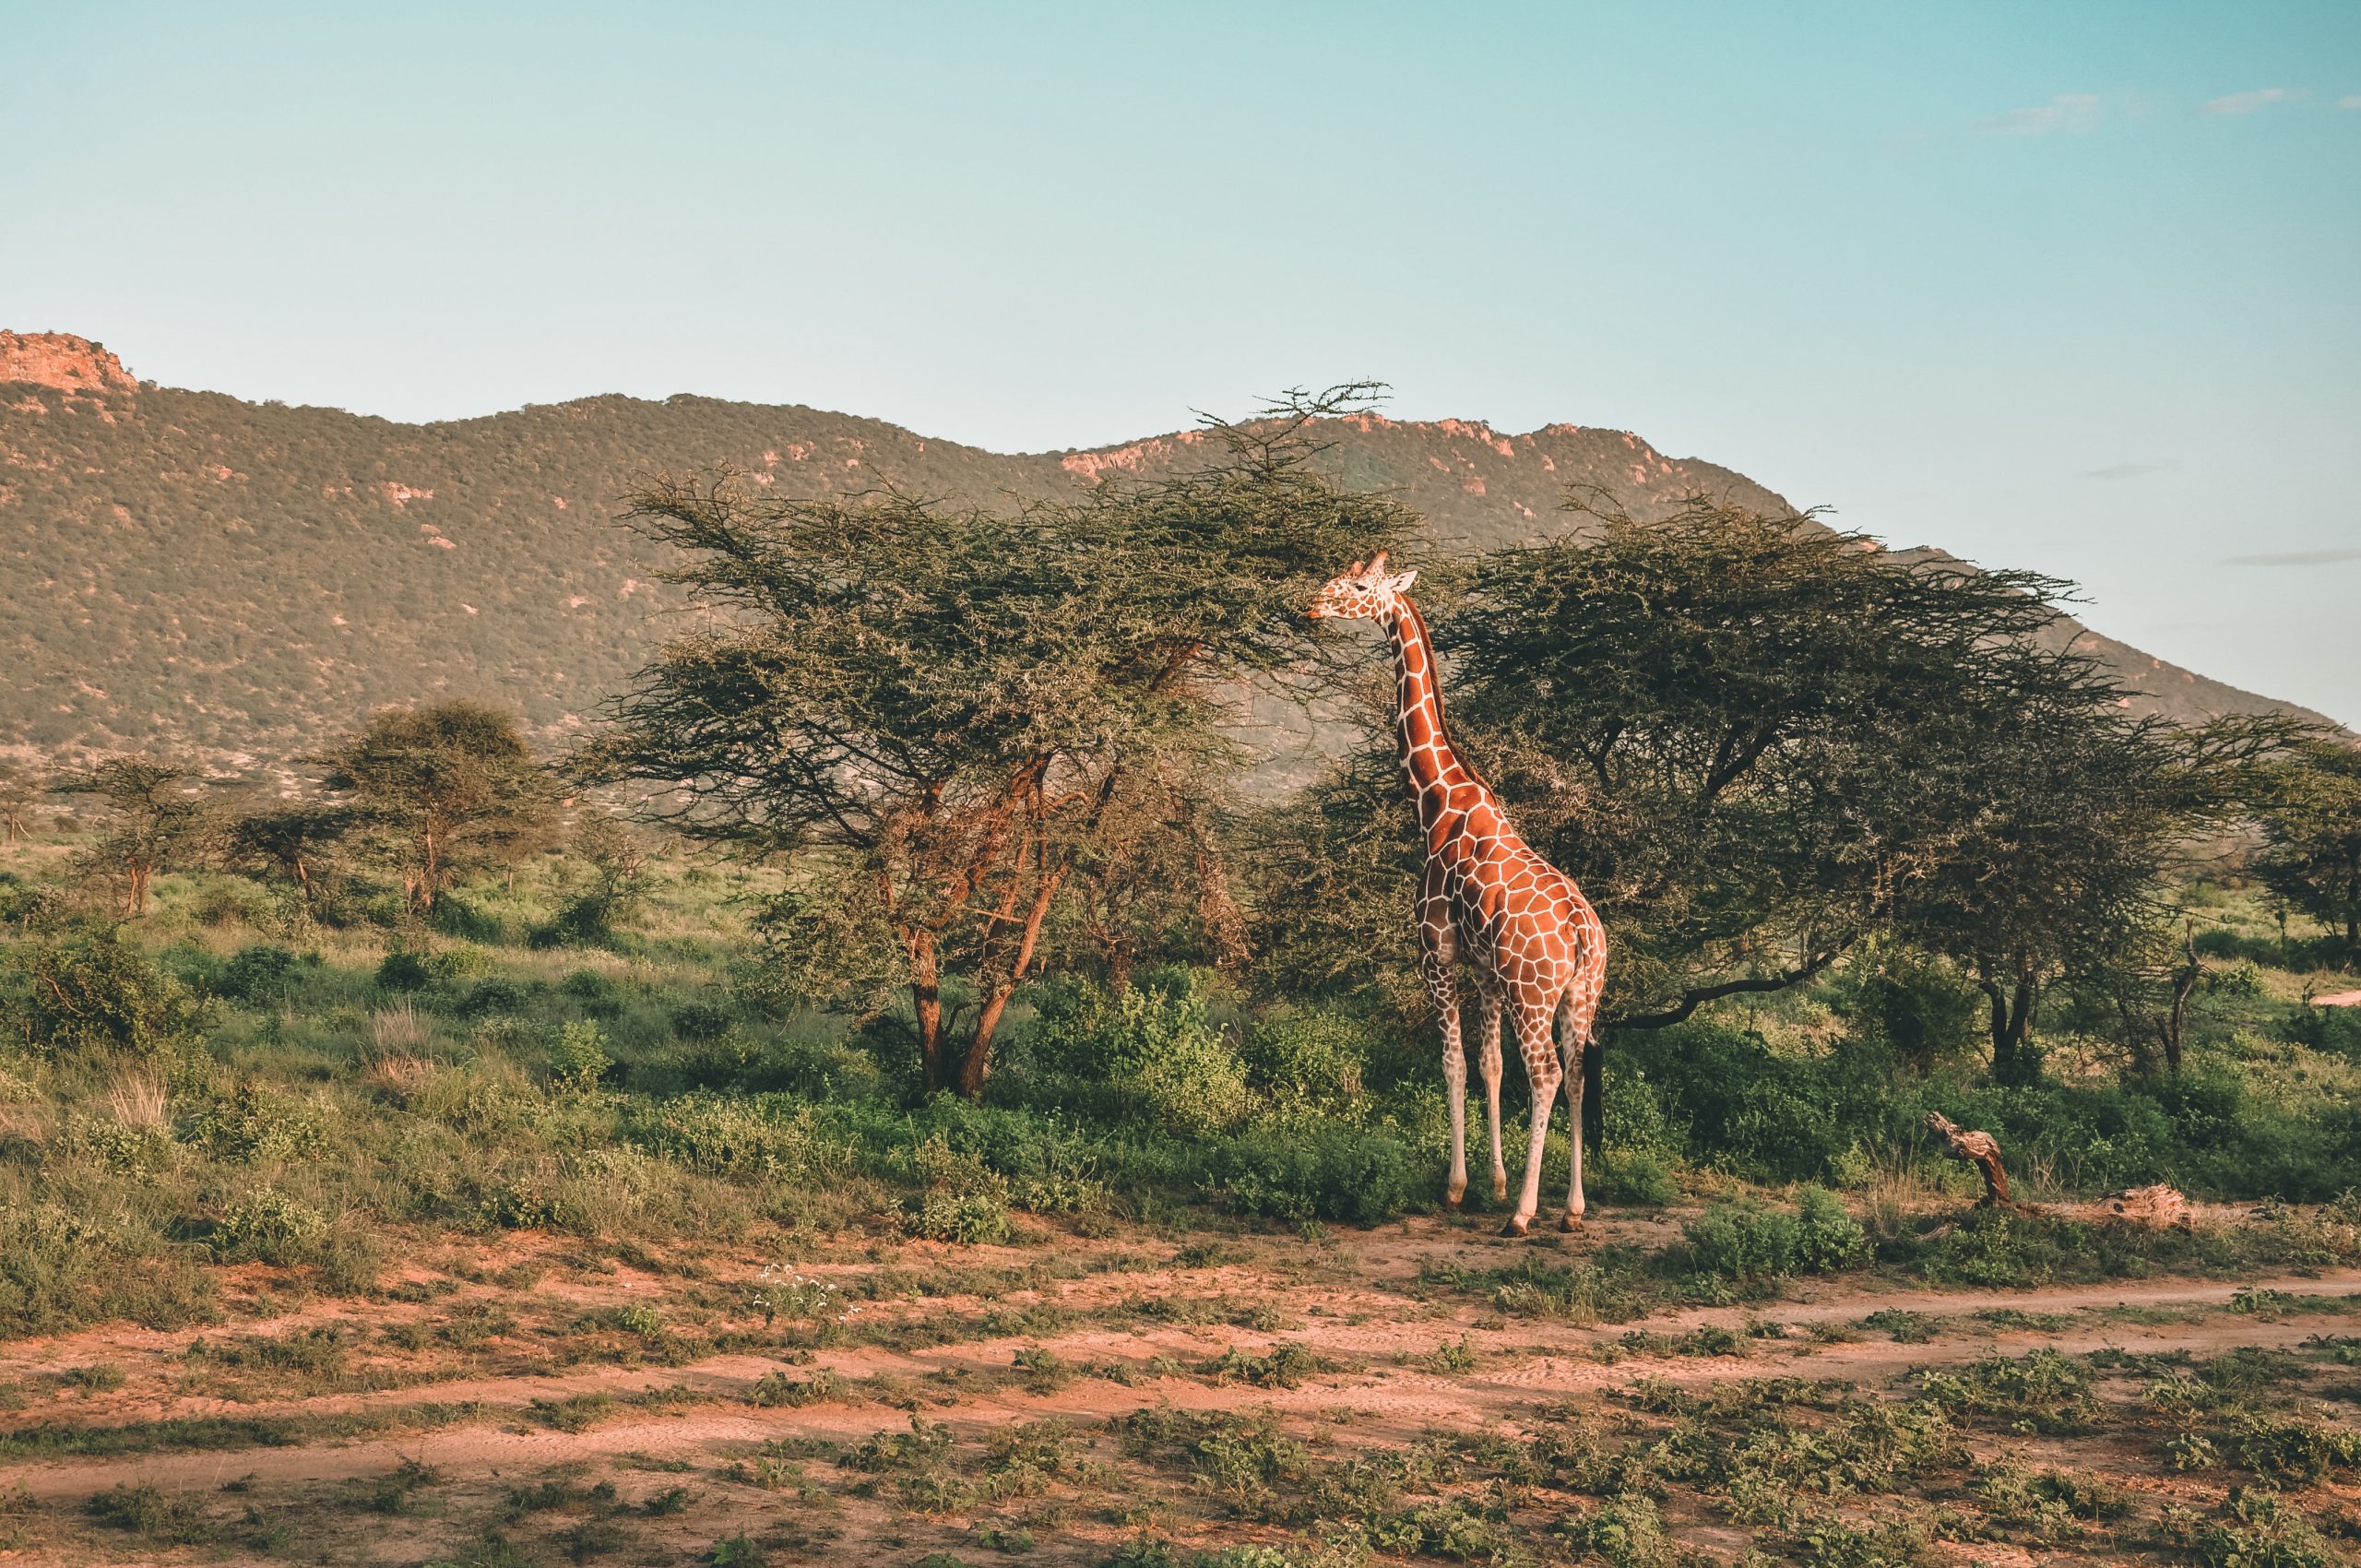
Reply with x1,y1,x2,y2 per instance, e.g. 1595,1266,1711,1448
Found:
0,334,2331,783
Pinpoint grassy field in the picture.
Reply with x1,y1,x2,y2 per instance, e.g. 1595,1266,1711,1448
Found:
4,834,2361,1565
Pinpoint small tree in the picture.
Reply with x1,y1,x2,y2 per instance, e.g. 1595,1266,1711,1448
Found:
55,756,214,917
310,702,556,914
0,760,39,844
220,798,357,920
2253,734,2361,959
585,392,1409,1097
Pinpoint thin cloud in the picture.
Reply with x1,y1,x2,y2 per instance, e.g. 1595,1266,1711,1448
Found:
1982,93,2101,136
2341,94,2361,110
2202,87,2293,115
2082,462,2173,481
2224,548,2361,568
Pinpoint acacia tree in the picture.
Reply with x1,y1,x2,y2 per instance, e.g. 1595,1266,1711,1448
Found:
311,702,555,913
220,798,357,920
1252,495,2273,1126
2253,734,2361,958
584,394,1409,1097
55,756,215,917
0,760,39,844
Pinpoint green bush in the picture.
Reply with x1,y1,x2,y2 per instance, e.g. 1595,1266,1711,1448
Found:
220,943,303,1004
0,1204,216,1336
1240,1007,1368,1108
1033,981,1250,1135
550,1020,611,1095
374,947,433,992
213,1190,328,1265
1683,1189,1868,1285
1205,1123,1420,1225
459,976,531,1016
1793,1186,1871,1271
184,1081,329,1163
6,925,207,1057
626,1093,839,1182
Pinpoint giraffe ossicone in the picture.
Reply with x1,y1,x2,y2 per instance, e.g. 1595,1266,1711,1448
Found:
1307,553,1609,1235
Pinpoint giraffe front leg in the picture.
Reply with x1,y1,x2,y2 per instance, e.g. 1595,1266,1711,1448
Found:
1477,992,1507,1202
1504,1002,1561,1237
1439,1000,1467,1209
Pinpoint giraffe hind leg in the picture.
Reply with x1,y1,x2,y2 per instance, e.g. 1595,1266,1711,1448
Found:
1558,981,1601,1229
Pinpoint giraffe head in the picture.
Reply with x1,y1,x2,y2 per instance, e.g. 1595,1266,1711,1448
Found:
1307,551,1418,621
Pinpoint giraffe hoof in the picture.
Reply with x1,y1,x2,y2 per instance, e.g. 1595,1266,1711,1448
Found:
1443,1195,1463,1213
1499,1217,1530,1239
1559,1213,1584,1232
1492,1181,1509,1202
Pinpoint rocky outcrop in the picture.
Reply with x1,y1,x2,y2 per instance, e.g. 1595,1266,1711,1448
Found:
0,331,136,394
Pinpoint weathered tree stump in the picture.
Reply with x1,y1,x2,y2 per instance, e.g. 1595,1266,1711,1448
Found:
1922,1112,2193,1229
1924,1111,2011,1206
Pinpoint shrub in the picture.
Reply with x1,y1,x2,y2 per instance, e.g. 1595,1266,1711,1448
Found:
1683,1201,1801,1287
1562,1495,1680,1568
551,1020,611,1095
1684,1189,1869,1286
1240,1007,1369,1107
901,1190,1012,1244
1206,1123,1421,1225
213,1190,328,1265
458,977,531,1017
219,944,302,1004
2208,959,2268,998
184,1081,329,1163
626,1093,839,1182
7,925,206,1057
1793,1187,1871,1272
374,947,433,992
670,1000,734,1040
1033,981,1251,1135
0,1204,217,1336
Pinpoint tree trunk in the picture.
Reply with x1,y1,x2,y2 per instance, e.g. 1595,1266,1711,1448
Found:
2164,922,2199,1074
909,931,946,1095
955,861,1066,1100
1979,957,2038,1086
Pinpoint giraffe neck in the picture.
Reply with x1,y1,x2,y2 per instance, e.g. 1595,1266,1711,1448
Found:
1386,599,1479,824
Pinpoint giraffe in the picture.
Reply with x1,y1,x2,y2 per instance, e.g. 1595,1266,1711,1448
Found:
1309,553,1608,1235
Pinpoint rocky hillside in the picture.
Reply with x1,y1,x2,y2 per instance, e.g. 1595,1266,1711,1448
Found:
0,333,2326,781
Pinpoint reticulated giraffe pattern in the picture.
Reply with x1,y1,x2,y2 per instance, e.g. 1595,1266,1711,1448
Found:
1309,553,1609,1234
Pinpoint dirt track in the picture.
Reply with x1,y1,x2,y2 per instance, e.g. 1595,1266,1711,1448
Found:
8,1217,2355,1510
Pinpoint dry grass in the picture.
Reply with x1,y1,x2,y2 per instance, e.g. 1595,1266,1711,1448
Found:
370,1003,433,1055
363,1052,437,1105
105,1064,168,1129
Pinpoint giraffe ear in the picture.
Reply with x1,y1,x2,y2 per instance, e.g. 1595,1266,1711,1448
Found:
1386,568,1418,593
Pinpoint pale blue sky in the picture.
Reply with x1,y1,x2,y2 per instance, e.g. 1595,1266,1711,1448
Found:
5,2,2356,721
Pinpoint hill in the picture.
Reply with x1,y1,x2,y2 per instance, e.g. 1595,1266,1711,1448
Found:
0,332,2328,781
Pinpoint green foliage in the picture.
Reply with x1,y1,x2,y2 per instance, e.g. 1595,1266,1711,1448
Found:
310,700,555,914
2253,734,2361,957
86,1483,215,1545
1034,980,1251,1135
584,392,1415,1099
1682,1189,1869,1287
1204,1122,1420,1225
212,1190,328,1265
5,922,206,1056
551,1019,611,1095
1560,1495,1681,1568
